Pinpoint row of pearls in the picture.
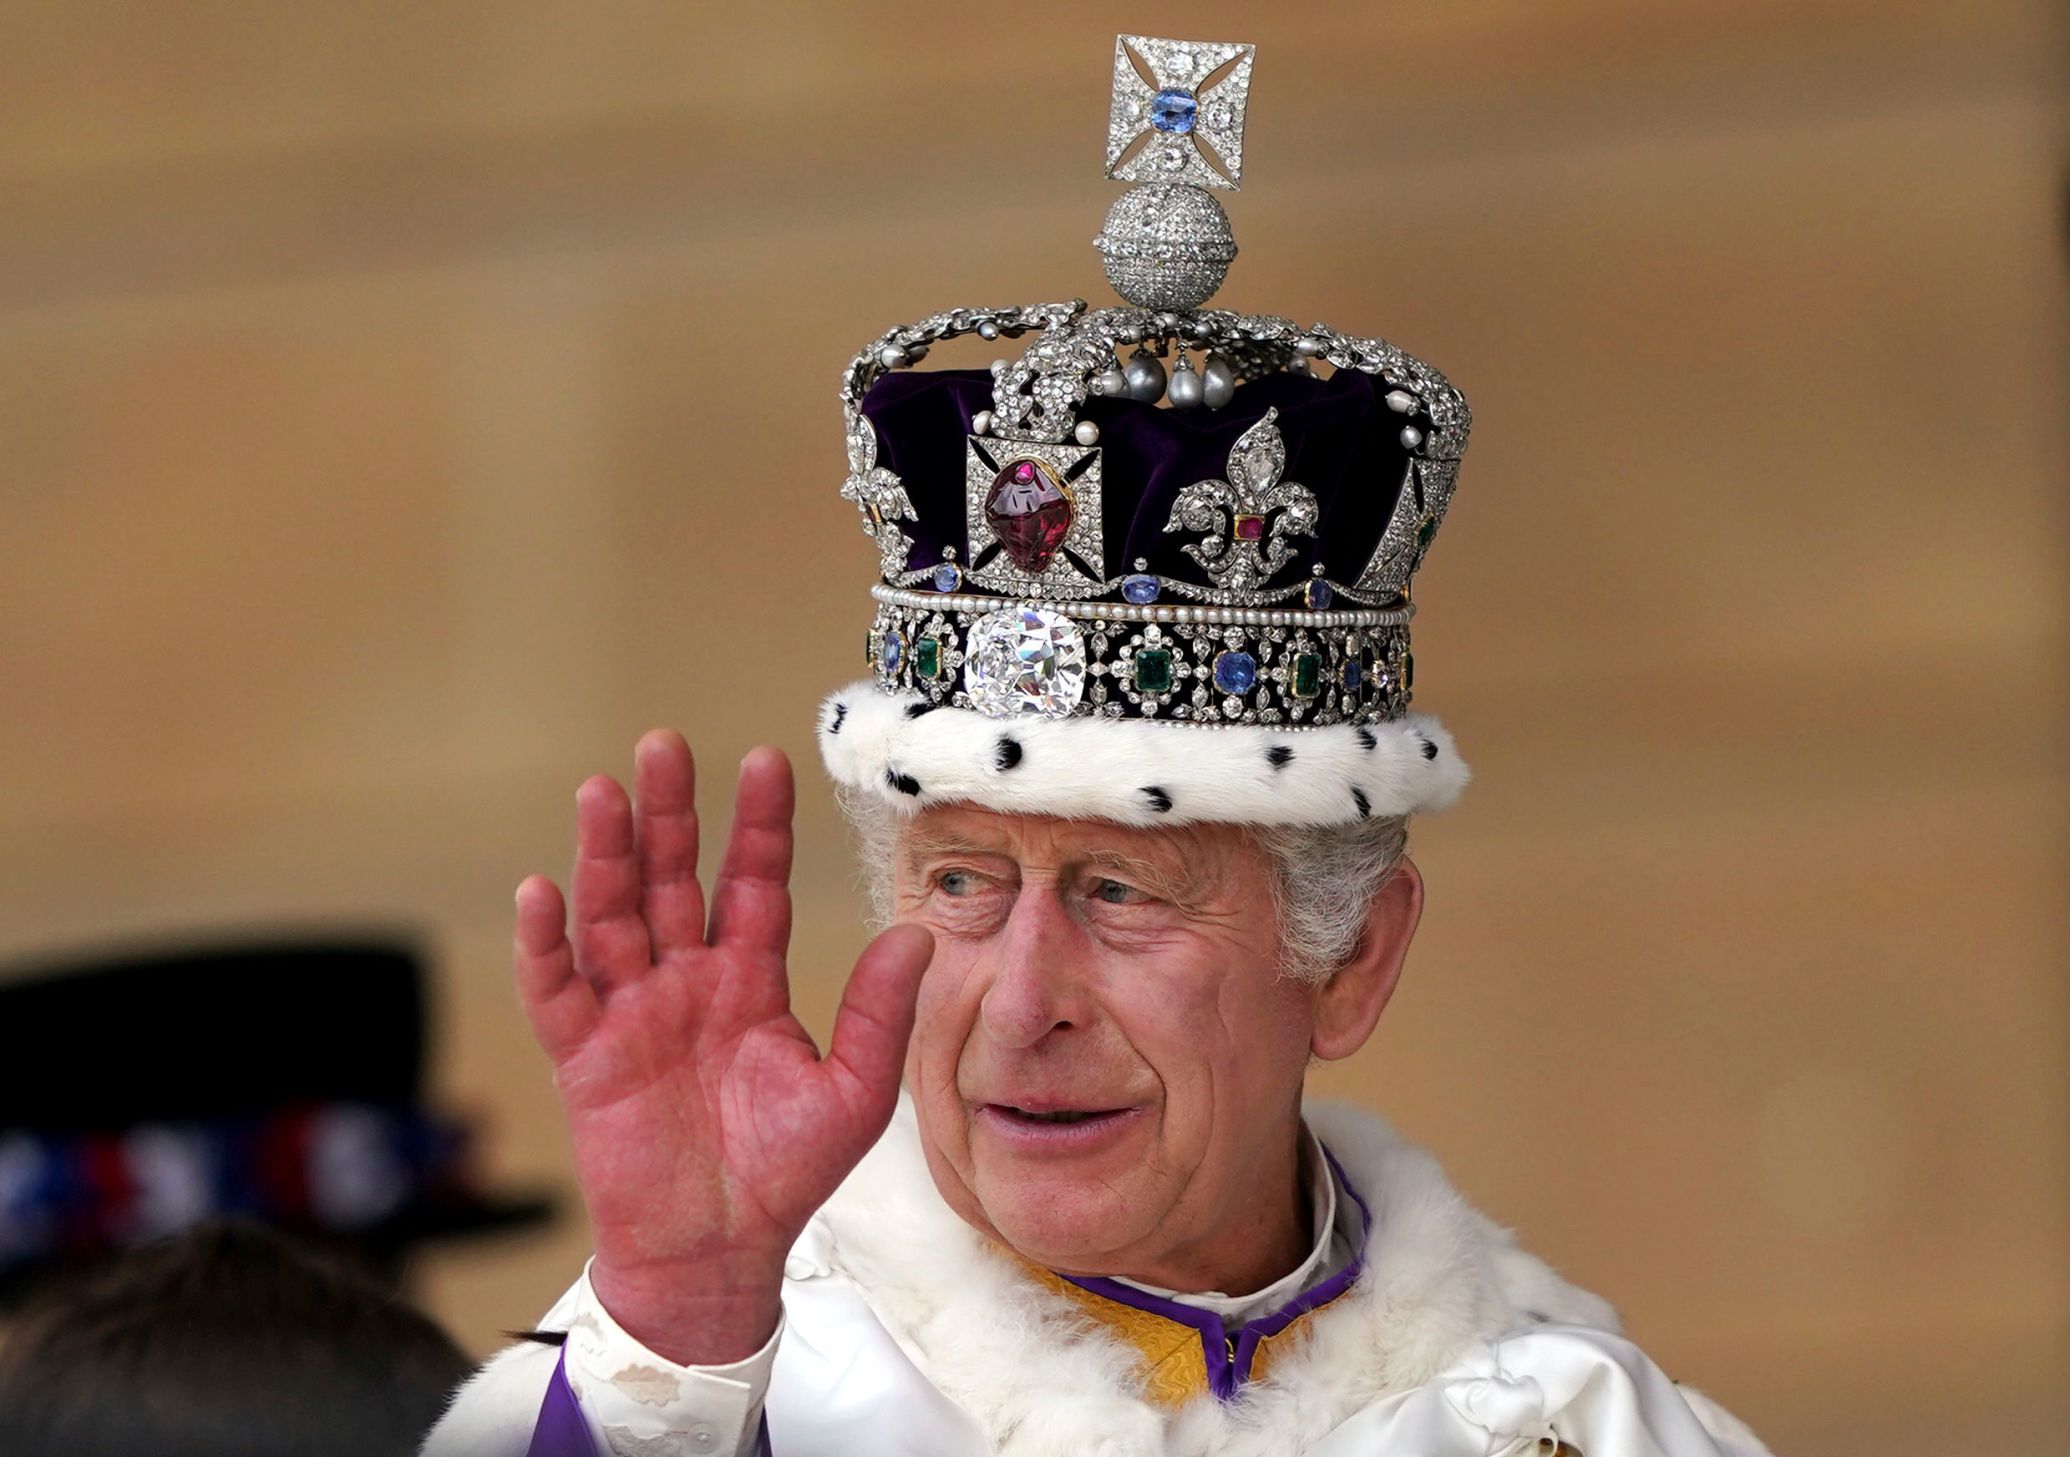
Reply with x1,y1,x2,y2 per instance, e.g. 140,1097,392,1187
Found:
871,582,1414,630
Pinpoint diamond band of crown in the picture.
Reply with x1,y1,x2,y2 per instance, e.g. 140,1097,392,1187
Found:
865,585,1416,729
835,36,1471,727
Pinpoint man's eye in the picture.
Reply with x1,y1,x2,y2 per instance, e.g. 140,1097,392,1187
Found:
1092,878,1141,905
936,870,976,897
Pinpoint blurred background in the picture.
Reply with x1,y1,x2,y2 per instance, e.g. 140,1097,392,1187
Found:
2,3,2065,1451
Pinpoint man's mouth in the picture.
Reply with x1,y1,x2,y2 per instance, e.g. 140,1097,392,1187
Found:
993,1106,1116,1124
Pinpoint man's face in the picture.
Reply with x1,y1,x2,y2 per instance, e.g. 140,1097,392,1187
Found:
893,805,1321,1283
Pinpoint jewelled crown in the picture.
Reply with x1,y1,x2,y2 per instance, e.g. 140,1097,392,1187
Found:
818,36,1473,830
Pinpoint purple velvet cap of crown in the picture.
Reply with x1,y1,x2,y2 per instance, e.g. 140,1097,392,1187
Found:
859,367,1414,596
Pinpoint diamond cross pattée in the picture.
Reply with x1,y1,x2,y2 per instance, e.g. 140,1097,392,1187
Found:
1104,34,1255,191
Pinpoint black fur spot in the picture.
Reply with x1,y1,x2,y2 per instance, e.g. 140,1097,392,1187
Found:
1417,733,1438,761
1356,727,1376,751
1351,787,1372,820
885,768,922,796
1140,786,1173,814
995,736,1024,771
829,703,848,735
1266,745,1294,770
903,701,938,719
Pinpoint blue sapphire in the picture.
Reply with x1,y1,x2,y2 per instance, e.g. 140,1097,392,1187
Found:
1341,658,1364,694
1150,88,1198,135
1122,574,1160,604
1212,650,1257,695
1304,578,1334,610
932,562,962,592
880,631,904,676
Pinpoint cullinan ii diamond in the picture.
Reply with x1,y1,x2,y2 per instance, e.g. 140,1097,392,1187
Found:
985,458,1074,573
963,606,1087,719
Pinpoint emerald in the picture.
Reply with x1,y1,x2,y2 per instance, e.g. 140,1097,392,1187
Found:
1134,648,1174,694
915,636,942,680
1291,653,1321,699
1403,651,1415,689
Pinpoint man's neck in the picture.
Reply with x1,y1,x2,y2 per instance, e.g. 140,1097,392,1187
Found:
1109,1123,1313,1298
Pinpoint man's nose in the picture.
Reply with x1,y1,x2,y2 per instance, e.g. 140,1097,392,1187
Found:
976,886,1090,1050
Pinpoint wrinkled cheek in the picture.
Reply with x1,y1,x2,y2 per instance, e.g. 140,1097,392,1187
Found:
906,961,979,1112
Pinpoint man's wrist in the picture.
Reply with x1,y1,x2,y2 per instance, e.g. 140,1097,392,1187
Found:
589,1256,786,1366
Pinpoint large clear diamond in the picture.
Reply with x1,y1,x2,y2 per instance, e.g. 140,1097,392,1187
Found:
962,606,1086,719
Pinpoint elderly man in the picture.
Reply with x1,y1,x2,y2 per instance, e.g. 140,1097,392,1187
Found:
429,35,1773,1457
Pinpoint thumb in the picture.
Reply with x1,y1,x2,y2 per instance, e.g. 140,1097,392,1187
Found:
824,923,934,1124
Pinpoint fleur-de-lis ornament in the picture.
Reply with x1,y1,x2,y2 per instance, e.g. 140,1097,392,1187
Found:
839,411,917,579
1163,408,1317,591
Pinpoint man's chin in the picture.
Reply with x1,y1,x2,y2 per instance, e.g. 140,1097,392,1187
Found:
962,1160,1160,1272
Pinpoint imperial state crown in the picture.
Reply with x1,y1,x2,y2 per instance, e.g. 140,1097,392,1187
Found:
818,36,1472,829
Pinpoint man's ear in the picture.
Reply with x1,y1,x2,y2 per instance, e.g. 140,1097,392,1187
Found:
1310,856,1423,1062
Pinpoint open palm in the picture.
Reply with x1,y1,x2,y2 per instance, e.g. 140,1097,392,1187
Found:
512,731,932,1364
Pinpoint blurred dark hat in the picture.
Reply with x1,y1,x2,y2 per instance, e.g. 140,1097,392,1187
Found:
0,936,551,1304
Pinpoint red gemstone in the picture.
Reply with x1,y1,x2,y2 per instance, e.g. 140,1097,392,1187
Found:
1233,513,1265,541
985,458,1073,572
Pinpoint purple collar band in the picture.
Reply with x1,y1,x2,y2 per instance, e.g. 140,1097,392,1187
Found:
1058,1140,1375,1402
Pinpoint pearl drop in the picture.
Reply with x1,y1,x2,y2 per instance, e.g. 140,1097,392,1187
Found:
1074,420,1100,446
971,409,993,435
1123,348,1167,404
978,320,1000,340
1202,353,1236,409
1384,389,1416,414
1167,354,1204,410
878,345,907,368
1094,365,1129,398
1401,425,1425,449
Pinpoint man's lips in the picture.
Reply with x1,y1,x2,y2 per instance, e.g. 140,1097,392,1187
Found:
984,1103,1128,1124
971,1101,1146,1149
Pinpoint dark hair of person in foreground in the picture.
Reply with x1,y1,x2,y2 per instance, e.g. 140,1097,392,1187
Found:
0,1219,471,1457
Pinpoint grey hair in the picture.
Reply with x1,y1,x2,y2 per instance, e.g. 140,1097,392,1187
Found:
833,788,1410,985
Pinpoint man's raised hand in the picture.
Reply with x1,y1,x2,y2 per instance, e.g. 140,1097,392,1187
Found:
512,732,932,1365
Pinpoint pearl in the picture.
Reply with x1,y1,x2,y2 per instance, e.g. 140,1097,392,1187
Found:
971,409,993,435
1123,348,1167,403
1401,425,1425,449
1384,389,1416,414
1201,353,1236,409
1094,365,1129,398
878,344,907,368
1294,337,1324,357
978,320,1000,340
1074,420,1100,446
1167,353,1204,410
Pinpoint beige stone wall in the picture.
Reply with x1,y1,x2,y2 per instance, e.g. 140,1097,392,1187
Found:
3,5,2064,1450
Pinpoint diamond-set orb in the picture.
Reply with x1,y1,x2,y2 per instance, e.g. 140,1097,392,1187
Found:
962,606,1088,718
1093,182,1237,312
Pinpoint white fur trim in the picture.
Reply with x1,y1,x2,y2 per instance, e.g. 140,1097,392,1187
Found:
808,1096,1617,1457
815,681,1470,827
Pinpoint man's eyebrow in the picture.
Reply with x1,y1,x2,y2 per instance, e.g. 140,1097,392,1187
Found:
1079,847,1214,903
898,830,1005,870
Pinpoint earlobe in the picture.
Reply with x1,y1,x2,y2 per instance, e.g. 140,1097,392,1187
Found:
1309,857,1424,1061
